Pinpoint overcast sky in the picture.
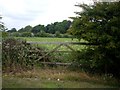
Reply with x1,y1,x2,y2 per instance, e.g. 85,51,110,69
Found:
0,0,93,30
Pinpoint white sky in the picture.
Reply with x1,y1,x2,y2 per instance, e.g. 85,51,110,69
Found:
0,0,93,30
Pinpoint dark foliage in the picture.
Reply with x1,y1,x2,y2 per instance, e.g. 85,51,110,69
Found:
7,20,72,37
70,2,120,78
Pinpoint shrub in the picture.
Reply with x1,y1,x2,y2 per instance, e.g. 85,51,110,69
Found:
69,2,120,79
21,32,32,37
70,46,120,78
55,31,62,38
2,32,8,38
70,48,94,72
2,38,49,73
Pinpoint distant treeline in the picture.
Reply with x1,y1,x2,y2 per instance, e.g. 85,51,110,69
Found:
7,20,73,38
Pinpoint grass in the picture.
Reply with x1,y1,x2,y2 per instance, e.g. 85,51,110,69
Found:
15,37,87,51
2,67,119,88
2,77,113,88
16,37,79,42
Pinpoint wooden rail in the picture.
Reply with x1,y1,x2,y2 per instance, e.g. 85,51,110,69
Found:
40,62,71,66
27,41,99,65
27,41,99,45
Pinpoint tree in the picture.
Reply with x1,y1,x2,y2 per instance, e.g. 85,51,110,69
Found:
45,23,56,34
24,25,32,32
55,31,61,38
7,28,17,33
31,24,45,34
45,20,71,34
18,28,24,32
21,32,32,37
0,15,5,31
70,2,120,77
18,25,32,32
61,20,71,33
0,15,8,38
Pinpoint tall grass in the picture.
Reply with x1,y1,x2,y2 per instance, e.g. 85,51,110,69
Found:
3,68,120,88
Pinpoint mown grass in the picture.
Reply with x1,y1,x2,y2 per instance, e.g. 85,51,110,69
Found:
2,67,119,88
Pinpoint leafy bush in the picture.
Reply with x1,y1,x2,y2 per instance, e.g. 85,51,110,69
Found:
9,32,21,37
35,31,50,37
2,32,8,38
21,32,32,37
55,31,62,38
2,38,49,73
70,46,120,78
70,48,94,72
69,2,120,78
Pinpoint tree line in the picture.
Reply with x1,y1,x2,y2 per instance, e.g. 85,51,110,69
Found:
7,20,72,38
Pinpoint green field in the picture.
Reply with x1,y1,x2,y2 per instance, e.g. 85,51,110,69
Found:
16,37,87,51
16,37,79,42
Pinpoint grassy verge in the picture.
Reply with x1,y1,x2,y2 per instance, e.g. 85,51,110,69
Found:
2,67,119,88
